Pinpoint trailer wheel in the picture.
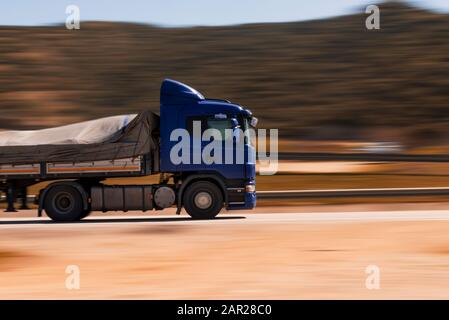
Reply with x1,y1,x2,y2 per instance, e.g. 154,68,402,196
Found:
183,181,223,219
44,185,85,222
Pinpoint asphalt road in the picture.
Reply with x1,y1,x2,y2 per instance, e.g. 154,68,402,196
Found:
3,209,449,227
1,206,449,299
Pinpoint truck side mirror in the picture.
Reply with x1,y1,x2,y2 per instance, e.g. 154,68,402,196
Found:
230,118,239,129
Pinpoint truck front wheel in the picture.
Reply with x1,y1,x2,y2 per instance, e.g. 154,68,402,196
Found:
44,185,85,222
183,181,223,219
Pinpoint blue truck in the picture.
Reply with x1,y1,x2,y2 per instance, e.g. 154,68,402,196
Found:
0,79,257,221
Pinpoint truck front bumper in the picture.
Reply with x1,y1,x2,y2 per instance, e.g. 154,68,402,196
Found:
226,191,256,210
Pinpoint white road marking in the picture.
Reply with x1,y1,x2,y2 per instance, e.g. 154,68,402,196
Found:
2,209,449,229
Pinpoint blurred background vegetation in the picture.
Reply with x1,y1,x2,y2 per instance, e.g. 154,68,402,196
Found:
0,2,447,150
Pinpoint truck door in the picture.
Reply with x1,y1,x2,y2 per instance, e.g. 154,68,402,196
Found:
182,113,247,180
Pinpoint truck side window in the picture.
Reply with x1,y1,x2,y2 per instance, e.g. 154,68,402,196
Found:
206,118,235,141
186,116,235,141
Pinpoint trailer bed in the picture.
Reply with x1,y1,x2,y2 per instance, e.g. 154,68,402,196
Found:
0,155,154,180
0,110,160,181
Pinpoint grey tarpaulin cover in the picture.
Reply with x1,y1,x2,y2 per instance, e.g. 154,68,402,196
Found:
0,110,160,165
0,114,138,146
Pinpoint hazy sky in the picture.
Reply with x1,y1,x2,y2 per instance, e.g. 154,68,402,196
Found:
1,0,448,27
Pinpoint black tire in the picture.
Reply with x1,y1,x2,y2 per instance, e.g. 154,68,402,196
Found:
44,185,85,222
183,181,223,219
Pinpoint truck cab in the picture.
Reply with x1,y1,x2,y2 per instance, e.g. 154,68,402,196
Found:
159,79,257,216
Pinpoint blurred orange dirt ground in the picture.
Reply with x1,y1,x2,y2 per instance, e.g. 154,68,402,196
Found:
2,203,449,299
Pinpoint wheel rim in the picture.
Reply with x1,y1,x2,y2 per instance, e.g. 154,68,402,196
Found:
53,192,75,214
194,192,213,209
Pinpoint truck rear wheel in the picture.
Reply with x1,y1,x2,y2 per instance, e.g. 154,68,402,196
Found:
44,185,85,222
183,181,223,219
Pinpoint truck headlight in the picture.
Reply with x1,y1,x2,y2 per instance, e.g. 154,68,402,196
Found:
245,184,256,193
